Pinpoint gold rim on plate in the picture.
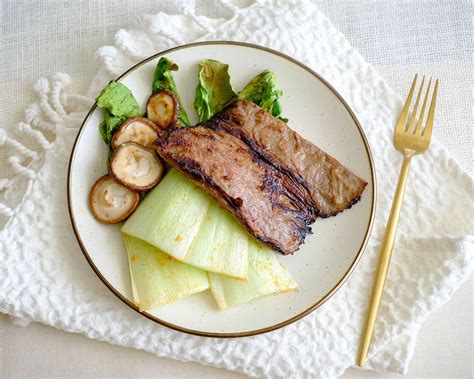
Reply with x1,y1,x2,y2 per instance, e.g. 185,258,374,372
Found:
67,41,377,338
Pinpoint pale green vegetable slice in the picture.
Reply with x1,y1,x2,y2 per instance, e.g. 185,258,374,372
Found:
121,169,211,260
209,238,298,309
121,169,249,278
186,202,249,279
123,234,209,311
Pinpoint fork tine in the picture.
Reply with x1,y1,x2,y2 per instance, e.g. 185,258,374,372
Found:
422,79,438,141
406,75,425,133
415,77,432,135
396,74,418,132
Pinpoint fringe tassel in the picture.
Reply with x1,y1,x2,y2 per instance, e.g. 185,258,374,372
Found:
218,0,241,14
0,179,11,191
8,156,36,180
34,78,64,124
50,73,71,117
96,46,122,76
183,6,216,33
0,203,14,217
62,93,94,109
25,103,58,133
0,129,39,160
1,73,85,228
16,123,51,150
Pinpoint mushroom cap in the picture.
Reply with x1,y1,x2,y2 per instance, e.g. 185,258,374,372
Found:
110,142,164,191
111,117,160,150
89,175,140,224
146,90,179,129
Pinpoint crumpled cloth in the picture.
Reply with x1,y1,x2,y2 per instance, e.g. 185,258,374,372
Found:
0,1,472,378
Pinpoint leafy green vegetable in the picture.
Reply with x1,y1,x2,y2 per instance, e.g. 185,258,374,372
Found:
152,57,190,126
238,69,288,122
192,60,287,123
98,112,125,145
96,81,141,117
123,234,209,310
96,81,142,148
194,59,237,122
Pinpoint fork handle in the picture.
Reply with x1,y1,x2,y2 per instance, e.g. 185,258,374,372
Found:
357,154,412,366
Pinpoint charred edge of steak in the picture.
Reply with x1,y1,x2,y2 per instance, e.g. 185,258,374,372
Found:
203,107,367,219
317,193,365,219
262,173,315,225
174,156,246,210
155,148,309,255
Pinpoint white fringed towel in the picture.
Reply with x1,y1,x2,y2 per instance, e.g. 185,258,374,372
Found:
0,1,472,378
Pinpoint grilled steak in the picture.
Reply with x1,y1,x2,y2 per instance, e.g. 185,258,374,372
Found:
204,100,367,217
154,126,316,254
154,100,367,254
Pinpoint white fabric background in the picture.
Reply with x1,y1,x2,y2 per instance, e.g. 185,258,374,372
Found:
1,0,472,378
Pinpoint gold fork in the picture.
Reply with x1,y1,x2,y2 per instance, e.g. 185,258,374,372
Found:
357,75,439,366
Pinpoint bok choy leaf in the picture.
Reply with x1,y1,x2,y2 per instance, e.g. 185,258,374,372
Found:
208,237,297,309
96,81,142,148
121,169,210,261
186,202,249,279
193,60,287,122
238,69,288,122
121,169,250,279
152,57,190,126
122,234,208,310
194,59,237,122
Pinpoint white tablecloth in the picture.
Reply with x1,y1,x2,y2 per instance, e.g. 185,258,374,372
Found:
1,1,472,377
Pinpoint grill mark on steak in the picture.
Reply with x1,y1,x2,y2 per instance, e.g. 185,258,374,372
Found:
201,119,317,216
204,114,310,188
154,126,315,254
202,100,367,217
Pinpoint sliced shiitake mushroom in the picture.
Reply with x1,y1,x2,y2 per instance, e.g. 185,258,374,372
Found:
110,142,164,192
111,117,160,150
146,90,179,129
89,175,140,224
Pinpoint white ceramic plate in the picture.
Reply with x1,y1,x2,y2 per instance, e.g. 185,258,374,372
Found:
68,42,375,337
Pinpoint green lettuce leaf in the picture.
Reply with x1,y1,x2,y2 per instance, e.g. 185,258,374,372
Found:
152,57,190,126
193,60,287,123
194,59,237,122
96,81,142,147
238,70,288,122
